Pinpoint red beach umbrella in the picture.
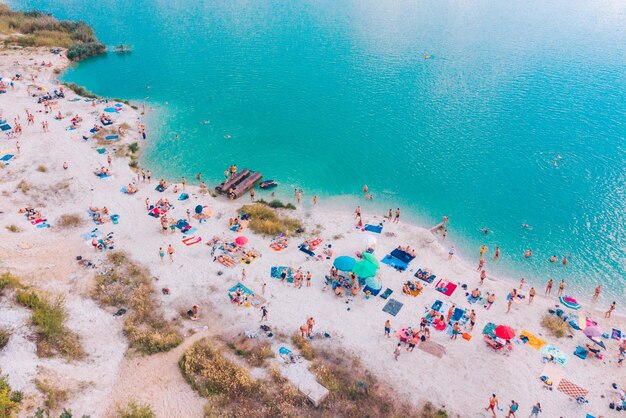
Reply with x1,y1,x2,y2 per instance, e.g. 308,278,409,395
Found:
235,236,248,246
494,325,516,340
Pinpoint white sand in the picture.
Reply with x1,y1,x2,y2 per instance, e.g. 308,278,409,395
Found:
0,48,624,418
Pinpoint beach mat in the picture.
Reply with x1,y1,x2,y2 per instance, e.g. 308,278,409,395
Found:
520,330,546,350
415,269,436,283
364,224,382,233
379,288,393,299
380,255,407,271
541,345,570,366
418,340,446,358
482,322,496,337
382,299,403,316
0,124,11,131
229,282,254,297
540,364,564,387
435,280,457,296
0,154,14,161
557,379,588,399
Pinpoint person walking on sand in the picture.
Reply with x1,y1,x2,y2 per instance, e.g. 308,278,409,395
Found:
145,198,150,210
107,155,112,168
494,246,500,260
167,244,175,262
355,206,361,219
485,394,499,418
146,170,152,183
605,301,616,318
394,208,400,223
448,245,455,260
250,188,255,202
477,257,485,271
159,247,165,263
313,195,318,205
181,176,186,191
242,268,247,281
260,306,268,321
545,279,553,294
593,285,601,301
384,320,391,338
529,287,536,303
480,269,487,285
519,277,526,290
393,343,402,361
506,400,518,418
529,402,542,417
262,280,266,295
307,317,315,336
300,323,308,339
507,296,513,313
557,279,565,297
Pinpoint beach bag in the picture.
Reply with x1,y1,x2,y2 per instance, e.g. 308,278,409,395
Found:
462,333,472,341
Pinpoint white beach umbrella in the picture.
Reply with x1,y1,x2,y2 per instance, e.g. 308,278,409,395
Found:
363,234,377,247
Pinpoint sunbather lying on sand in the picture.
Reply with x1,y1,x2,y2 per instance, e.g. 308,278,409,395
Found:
125,183,138,194
187,305,199,320
217,255,236,267
20,206,42,221
94,167,111,177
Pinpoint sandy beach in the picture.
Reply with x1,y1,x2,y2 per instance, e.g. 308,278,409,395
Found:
0,47,625,418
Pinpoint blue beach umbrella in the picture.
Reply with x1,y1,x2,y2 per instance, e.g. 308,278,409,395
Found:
560,296,581,310
333,256,355,272
364,276,382,290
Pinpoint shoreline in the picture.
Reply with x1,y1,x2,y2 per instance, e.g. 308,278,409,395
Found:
0,46,624,417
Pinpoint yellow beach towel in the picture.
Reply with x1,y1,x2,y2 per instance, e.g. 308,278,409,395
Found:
521,330,546,350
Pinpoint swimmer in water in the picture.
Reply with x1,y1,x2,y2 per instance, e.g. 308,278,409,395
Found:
224,134,231,139
200,120,210,125
481,228,489,234
522,223,531,229
424,55,431,59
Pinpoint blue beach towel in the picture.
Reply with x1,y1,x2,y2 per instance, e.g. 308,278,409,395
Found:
382,298,404,316
0,154,14,161
178,193,189,201
105,135,119,140
381,255,408,271
451,308,465,323
279,346,291,355
364,224,382,233
380,288,393,299
574,345,588,360
0,124,11,131
104,107,117,113
111,214,120,225
228,282,254,297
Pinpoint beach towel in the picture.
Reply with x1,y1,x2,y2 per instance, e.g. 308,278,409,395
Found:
104,107,117,113
183,236,202,246
418,340,446,358
380,288,393,299
111,214,119,225
390,248,415,264
482,322,496,337
395,328,413,343
364,224,382,233
0,124,11,131
279,346,291,355
519,330,546,350
96,148,107,154
80,229,102,241
612,329,622,340
574,346,588,360
299,246,315,257
435,279,457,296
557,379,588,399
382,299,403,316
178,193,189,201
36,223,50,228
431,300,443,312
0,154,13,161
380,255,407,271
270,266,294,283
415,269,436,283
542,345,570,366
450,307,465,323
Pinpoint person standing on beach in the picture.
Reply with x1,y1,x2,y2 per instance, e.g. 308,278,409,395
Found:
448,246,455,260
147,170,152,183
355,206,361,219
485,394,499,418
407,335,418,350
260,306,268,321
545,279,553,294
506,400,518,418
605,301,616,318
480,245,487,257
387,209,392,220
306,271,311,287
394,208,400,223
529,287,536,303
494,246,500,260
300,323,308,339
393,343,402,361
296,190,302,204
519,277,526,290
507,296,513,314
250,188,255,202
241,268,246,281
307,317,315,336
593,285,601,301
313,196,318,205
262,280,266,295
447,305,455,323
107,155,112,168
158,247,165,263
480,269,487,285
63,161,68,170
140,168,145,182
557,279,565,297
186,209,191,223
384,319,391,338
529,402,542,417
486,293,495,310
181,176,186,191
167,244,175,262
477,257,485,271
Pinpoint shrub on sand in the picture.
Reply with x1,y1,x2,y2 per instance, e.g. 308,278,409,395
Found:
56,213,84,229
0,374,21,417
291,333,315,360
541,314,572,338
226,337,274,367
117,400,156,418
239,204,302,236
0,273,21,296
0,327,10,350
5,224,22,233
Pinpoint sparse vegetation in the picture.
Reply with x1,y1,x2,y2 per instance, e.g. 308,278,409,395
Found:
16,180,31,194
541,314,573,338
239,204,302,236
56,213,84,229
291,333,315,360
35,379,69,412
0,374,22,417
128,142,139,153
62,83,98,99
117,400,156,418
36,165,48,173
5,224,21,233
0,5,105,61
0,273,21,296
0,328,10,350
15,290,85,360
255,199,296,210
92,252,182,354
226,337,274,367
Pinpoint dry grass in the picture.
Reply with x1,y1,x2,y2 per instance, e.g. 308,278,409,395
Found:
541,314,573,338
291,333,315,360
56,213,84,229
117,400,156,418
34,379,68,412
226,337,274,367
92,252,182,354
5,224,21,233
16,180,31,194
15,290,85,360
0,272,21,296
36,165,47,173
239,204,303,236
0,327,10,350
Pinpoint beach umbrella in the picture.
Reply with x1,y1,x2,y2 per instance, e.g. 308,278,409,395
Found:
363,234,377,247
364,276,382,290
495,325,516,340
235,236,248,246
352,259,378,278
362,252,380,268
560,295,581,310
583,325,603,339
577,314,587,331
333,256,355,272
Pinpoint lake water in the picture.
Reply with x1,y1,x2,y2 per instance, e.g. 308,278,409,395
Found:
9,0,626,299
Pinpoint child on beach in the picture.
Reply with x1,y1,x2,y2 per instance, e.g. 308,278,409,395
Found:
393,343,402,361
159,247,164,263
384,320,391,338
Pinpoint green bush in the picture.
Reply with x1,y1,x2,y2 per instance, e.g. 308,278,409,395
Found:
0,374,21,417
117,401,155,418
0,327,11,350
62,83,98,99
66,42,106,61
238,204,302,236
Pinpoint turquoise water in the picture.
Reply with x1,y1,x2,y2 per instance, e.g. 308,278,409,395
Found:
10,0,626,299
